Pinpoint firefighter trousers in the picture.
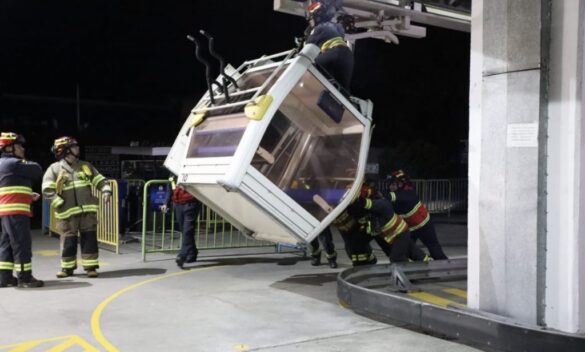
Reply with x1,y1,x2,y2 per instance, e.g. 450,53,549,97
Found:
56,213,99,271
310,226,337,259
386,232,428,263
339,229,376,266
0,215,33,282
411,221,448,260
315,45,354,91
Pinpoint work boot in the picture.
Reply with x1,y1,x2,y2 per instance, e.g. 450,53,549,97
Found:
185,251,198,264
0,276,18,288
18,277,44,288
56,268,74,278
86,270,99,278
310,254,321,266
175,257,185,269
328,257,338,269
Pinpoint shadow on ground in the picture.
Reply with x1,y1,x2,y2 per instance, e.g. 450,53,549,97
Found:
194,255,306,267
98,268,168,278
270,272,340,304
24,280,93,291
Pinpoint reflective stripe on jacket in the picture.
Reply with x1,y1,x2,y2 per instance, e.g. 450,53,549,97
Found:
387,190,430,231
0,155,42,217
354,197,409,245
42,159,111,220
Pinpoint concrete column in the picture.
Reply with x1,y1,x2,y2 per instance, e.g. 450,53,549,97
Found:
468,0,547,325
545,0,585,334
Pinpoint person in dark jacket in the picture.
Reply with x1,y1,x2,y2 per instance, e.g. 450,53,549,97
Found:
161,176,202,269
0,132,44,288
305,0,354,90
351,183,430,263
386,170,448,260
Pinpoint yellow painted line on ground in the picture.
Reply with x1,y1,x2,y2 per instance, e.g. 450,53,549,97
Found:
443,288,467,299
91,266,222,352
0,335,99,352
408,291,465,308
234,343,250,351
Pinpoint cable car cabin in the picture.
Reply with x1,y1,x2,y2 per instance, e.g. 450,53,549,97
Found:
165,44,373,245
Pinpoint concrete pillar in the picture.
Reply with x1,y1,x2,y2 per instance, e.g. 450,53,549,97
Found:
545,0,585,334
468,0,547,325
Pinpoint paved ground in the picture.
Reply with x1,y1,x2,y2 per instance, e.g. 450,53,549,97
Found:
0,223,481,352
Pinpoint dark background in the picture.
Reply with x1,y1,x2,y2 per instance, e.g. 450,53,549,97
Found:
0,0,470,178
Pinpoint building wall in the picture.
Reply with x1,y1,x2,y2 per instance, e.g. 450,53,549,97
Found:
468,0,545,325
546,0,585,334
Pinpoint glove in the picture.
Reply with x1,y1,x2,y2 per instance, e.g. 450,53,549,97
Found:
159,204,169,214
338,14,356,33
102,192,111,204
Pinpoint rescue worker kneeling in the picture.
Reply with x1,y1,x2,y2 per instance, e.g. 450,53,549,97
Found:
351,184,430,263
0,132,44,288
42,137,111,278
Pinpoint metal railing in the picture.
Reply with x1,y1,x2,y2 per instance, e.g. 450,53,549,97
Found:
377,178,468,215
140,180,274,261
43,180,121,253
95,180,120,253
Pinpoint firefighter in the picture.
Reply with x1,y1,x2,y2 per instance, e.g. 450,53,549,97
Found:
310,227,337,268
386,170,448,260
352,183,430,263
42,136,111,278
160,176,201,269
330,182,384,266
305,0,354,90
333,207,377,266
0,132,44,288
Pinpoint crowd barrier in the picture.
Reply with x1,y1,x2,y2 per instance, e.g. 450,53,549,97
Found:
377,178,468,215
41,177,466,258
42,180,121,253
140,180,274,261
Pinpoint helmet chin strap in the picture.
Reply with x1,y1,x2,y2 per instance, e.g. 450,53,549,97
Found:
65,147,80,161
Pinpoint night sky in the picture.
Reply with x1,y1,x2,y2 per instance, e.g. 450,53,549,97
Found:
0,1,470,178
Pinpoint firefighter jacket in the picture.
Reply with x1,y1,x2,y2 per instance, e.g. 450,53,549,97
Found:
42,159,111,220
0,154,42,217
352,197,409,245
386,189,430,231
307,22,348,53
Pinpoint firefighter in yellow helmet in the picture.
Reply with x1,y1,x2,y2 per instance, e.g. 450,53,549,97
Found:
42,136,112,278
0,132,44,288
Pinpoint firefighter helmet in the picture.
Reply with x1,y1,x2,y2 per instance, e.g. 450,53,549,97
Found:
307,1,335,25
51,136,78,159
388,170,408,183
359,183,375,199
0,132,26,151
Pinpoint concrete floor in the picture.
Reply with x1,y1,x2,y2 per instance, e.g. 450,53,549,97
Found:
0,224,480,352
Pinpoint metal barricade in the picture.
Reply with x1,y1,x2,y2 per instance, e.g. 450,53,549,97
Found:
43,180,121,253
377,178,468,215
141,180,274,261
95,180,120,253
196,203,274,250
